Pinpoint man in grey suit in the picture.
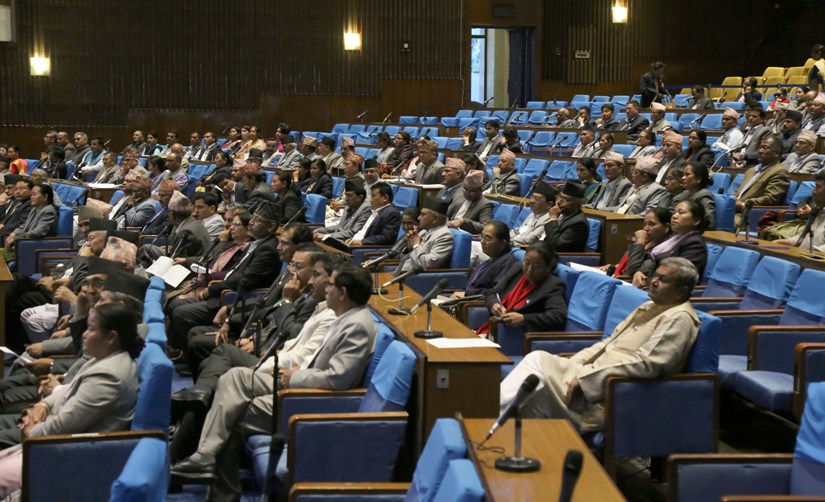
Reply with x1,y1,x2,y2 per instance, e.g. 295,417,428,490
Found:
588,152,632,211
483,148,520,196
412,141,444,185
313,178,371,242
114,175,156,229
654,132,685,185
272,135,302,171
448,171,493,234
436,157,465,205
395,196,455,274
137,191,212,267
734,105,771,167
476,119,503,162
616,157,667,216
171,262,376,500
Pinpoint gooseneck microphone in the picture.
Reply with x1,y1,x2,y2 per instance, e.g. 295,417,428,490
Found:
558,450,584,502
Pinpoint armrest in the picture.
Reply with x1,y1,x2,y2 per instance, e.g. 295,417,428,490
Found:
668,453,794,502
289,482,410,502
776,210,799,223
692,296,744,303
278,388,367,433
524,331,604,356
794,343,825,419
288,412,409,486
455,300,487,325
221,288,267,306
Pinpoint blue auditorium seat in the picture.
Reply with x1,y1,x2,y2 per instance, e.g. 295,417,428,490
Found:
110,437,168,502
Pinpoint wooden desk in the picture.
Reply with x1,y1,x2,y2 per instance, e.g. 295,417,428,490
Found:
0,258,12,377
485,194,643,264
704,230,825,272
87,186,119,202
462,418,626,502
370,275,510,452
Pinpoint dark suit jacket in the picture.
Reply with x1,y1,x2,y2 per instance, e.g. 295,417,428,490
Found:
228,268,292,336
484,261,568,332
206,235,281,309
543,210,590,252
616,116,650,142
638,232,708,278
361,205,402,245
449,197,494,234
306,174,333,199
142,207,170,234
244,183,277,215
465,251,519,296
262,293,318,345
274,190,305,224
171,216,212,260
2,199,32,234
683,146,714,167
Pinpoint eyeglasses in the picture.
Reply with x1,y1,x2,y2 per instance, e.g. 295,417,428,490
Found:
288,261,304,270
82,279,106,289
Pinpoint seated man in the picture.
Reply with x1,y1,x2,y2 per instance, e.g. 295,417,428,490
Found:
346,182,402,247
710,108,745,153
112,175,155,230
436,157,466,205
191,192,225,239
447,171,493,234
314,178,370,243
544,180,590,251
615,156,667,216
615,100,650,143
138,191,212,267
734,136,790,222
483,148,520,196
785,129,822,174
395,196,454,274
476,240,567,335
512,181,556,247
775,169,825,250
649,102,673,134
571,126,598,158
500,257,700,433
171,262,377,501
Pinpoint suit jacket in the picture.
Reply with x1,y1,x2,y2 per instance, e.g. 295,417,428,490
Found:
16,204,57,239
621,183,667,216
274,190,304,224
142,207,170,234
415,160,445,185
785,152,822,174
485,170,520,196
196,144,219,162
511,212,550,247
658,190,689,212
121,197,156,228
396,225,454,274
275,149,302,170
690,97,715,110
690,188,717,230
244,183,277,215
476,135,503,159
322,201,371,240
639,72,660,107
616,116,650,142
639,231,708,277
590,177,632,211
543,210,589,252
683,146,714,167
484,261,568,332
290,304,377,390
743,125,771,157
30,351,138,437
599,116,619,130
171,216,212,260
735,162,790,207
305,174,333,199
449,196,494,234
360,204,402,245
2,199,32,233
206,234,281,309
228,268,292,336
465,250,519,296
323,152,344,173
261,292,319,347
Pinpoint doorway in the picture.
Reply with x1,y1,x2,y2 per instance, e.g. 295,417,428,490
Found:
470,27,535,108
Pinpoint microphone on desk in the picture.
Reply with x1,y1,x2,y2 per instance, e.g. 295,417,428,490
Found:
253,328,290,372
483,96,495,106
382,112,393,124
438,294,484,308
795,206,821,248
361,247,402,269
690,114,707,128
284,206,307,227
558,450,584,502
409,278,450,315
381,265,423,288
484,374,540,443
356,110,368,122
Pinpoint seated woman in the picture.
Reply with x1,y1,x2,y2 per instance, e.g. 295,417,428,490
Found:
593,132,614,158
295,157,313,192
477,240,568,335
0,302,142,498
3,183,57,258
384,131,414,177
629,129,658,158
220,127,243,155
681,161,716,230
682,129,714,167
603,207,672,278
374,132,395,164
271,171,304,223
658,165,688,210
451,221,518,299
576,157,603,205
147,155,170,195
167,207,253,305
632,199,707,288
236,125,266,159
302,159,333,199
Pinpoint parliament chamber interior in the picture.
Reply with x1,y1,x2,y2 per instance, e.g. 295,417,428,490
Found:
0,0,824,501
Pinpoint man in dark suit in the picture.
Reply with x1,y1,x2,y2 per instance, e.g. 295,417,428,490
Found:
141,180,175,234
347,182,402,247
168,202,282,351
0,178,32,237
192,131,219,163
615,101,650,143
447,170,493,234
544,180,590,252
137,190,212,267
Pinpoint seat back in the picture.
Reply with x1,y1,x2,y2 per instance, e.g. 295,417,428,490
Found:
492,203,519,227
790,181,815,209
523,159,549,177
700,114,723,130
393,187,419,211
726,173,744,195
54,183,87,206
554,263,580,303
782,268,825,325
431,459,484,502
110,437,168,502
585,217,600,251
684,310,721,373
132,343,174,432
708,172,731,193
713,193,737,231
740,257,801,310
702,243,724,284
567,271,622,331
791,381,825,495
547,160,572,181
304,194,328,223
448,229,472,269
611,144,635,157
408,419,468,502
518,174,532,197
57,204,74,236
16,238,73,276
362,323,396,385
702,247,761,297
602,285,650,336
358,341,416,413
527,110,547,124
331,177,345,198
514,206,532,226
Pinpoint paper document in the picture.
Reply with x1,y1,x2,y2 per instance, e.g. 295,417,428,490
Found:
427,338,501,349
568,262,606,275
146,256,192,287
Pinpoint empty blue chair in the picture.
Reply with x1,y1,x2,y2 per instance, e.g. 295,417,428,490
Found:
673,94,691,107
554,132,579,148
304,194,327,223
713,193,736,231
331,123,349,135
492,203,520,227
491,110,509,122
383,126,401,137
403,126,420,138
509,111,528,124
474,110,491,121
518,174,532,198
700,246,761,297
522,159,549,177
445,137,463,150
516,129,533,146
110,437,168,502
399,116,419,124
725,173,744,195
546,160,574,181
570,94,590,108
440,109,474,128
679,113,700,130
431,459,484,502
513,158,526,173
54,182,87,206
393,186,419,211
790,181,815,209
528,130,554,149
700,114,723,130
527,110,547,125
356,125,383,143
331,176,345,198
585,217,601,252
420,116,438,124
708,172,731,193
525,101,545,108
611,144,635,157
421,126,439,138
56,204,74,236
347,124,366,135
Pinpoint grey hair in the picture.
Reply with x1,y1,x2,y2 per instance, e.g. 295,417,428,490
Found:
659,257,699,293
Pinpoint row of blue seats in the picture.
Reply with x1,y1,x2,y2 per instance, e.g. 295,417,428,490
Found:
24,276,172,501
